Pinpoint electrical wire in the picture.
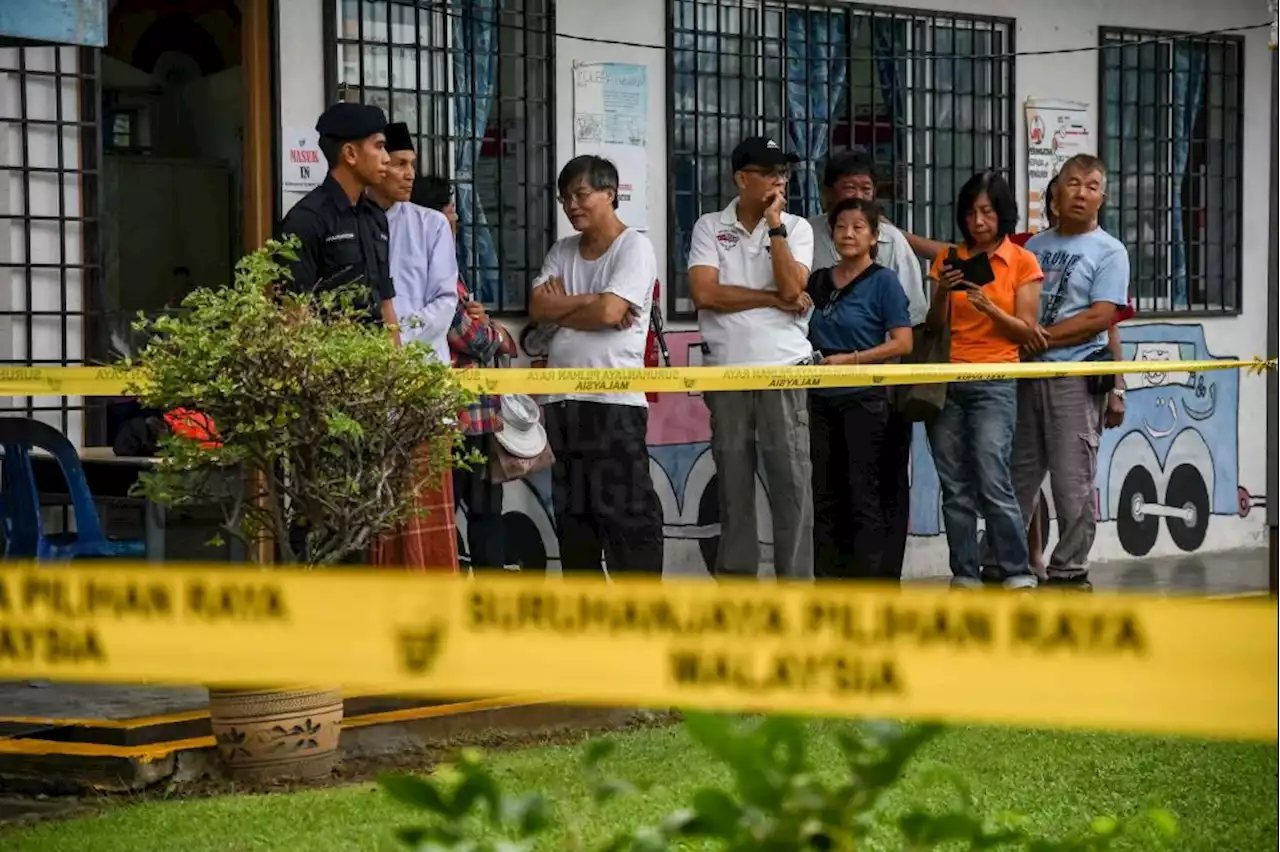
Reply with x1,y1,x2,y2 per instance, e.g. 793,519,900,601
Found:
377,8,1271,61
556,21,1271,59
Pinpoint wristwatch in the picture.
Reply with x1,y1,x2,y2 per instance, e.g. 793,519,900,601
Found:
1111,388,1125,399
767,224,787,239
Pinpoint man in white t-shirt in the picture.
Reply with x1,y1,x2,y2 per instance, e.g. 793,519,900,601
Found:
687,137,815,581
529,155,663,576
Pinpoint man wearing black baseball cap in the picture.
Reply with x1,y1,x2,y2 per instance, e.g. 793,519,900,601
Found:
279,101,397,330
686,136,816,581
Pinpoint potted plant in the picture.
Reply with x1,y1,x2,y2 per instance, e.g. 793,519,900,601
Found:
126,237,470,781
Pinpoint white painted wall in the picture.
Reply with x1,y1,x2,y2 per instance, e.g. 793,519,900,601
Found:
276,0,326,217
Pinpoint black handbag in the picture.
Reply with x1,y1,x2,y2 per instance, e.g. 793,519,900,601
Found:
893,289,952,422
1083,346,1116,396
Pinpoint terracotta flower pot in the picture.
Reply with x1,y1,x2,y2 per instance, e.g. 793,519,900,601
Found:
208,687,343,781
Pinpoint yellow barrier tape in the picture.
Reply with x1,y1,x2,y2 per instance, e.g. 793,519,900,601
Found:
0,563,1274,741
0,358,1274,397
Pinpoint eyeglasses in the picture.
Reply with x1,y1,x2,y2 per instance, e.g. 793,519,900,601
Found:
557,188,601,207
741,166,790,180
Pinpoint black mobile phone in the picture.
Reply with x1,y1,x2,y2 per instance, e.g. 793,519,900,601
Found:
962,252,996,286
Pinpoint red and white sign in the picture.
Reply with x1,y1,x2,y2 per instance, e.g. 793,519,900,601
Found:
282,126,325,194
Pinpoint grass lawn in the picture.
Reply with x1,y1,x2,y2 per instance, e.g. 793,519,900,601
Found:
4,722,1275,852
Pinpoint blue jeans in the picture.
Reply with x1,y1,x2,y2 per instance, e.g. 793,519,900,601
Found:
927,379,1031,584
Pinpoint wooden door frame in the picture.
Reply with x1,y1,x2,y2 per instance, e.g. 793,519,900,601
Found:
241,0,278,562
241,0,277,249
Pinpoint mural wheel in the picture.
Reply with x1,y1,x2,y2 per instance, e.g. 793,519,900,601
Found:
502,511,548,573
696,473,720,573
1165,464,1210,553
1237,486,1253,518
1117,466,1160,557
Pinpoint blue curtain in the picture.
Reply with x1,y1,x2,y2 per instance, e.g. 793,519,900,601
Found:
452,0,500,304
871,19,906,221
784,9,848,216
1170,43,1206,307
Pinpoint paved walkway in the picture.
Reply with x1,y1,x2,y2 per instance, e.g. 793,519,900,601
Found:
0,548,1269,727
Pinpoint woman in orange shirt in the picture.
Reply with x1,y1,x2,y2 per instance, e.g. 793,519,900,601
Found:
924,172,1043,590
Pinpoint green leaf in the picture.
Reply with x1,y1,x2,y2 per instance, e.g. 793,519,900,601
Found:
500,793,552,836
1147,808,1179,839
379,773,451,814
1090,815,1120,837
450,768,500,818
689,788,742,834
590,777,639,805
898,810,983,845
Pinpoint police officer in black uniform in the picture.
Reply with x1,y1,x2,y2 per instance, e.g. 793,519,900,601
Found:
279,102,399,330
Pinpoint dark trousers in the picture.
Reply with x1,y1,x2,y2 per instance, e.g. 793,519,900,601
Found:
543,400,664,575
810,390,902,581
879,410,913,581
453,433,507,570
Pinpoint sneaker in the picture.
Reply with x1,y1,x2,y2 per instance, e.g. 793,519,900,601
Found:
1044,574,1093,592
950,576,983,590
1002,574,1038,591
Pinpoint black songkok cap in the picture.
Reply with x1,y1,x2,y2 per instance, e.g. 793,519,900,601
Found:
315,102,387,141
385,121,414,153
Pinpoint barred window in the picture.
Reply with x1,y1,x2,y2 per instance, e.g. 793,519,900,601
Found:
325,0,556,314
1099,28,1243,315
0,42,104,444
667,0,1014,316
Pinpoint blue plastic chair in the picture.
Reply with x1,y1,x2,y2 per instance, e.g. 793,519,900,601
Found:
0,417,146,560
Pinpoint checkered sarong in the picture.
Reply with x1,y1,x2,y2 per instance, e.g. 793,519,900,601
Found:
369,447,459,573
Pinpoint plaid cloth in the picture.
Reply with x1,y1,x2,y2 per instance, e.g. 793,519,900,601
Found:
448,277,517,436
369,445,458,573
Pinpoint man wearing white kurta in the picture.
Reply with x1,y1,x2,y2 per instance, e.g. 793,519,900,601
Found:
366,122,460,573
375,125,458,360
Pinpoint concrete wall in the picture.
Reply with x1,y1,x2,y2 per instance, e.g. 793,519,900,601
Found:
275,0,1274,576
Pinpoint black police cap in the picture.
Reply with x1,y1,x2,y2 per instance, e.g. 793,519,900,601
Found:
315,102,387,141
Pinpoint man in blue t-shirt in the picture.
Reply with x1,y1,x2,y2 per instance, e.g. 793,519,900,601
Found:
1014,154,1131,591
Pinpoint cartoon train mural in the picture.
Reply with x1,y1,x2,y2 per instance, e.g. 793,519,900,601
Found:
457,323,1257,572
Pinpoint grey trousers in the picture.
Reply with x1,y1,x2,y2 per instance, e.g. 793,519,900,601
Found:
705,389,814,580
1011,377,1101,579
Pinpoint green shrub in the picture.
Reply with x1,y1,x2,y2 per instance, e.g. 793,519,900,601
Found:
126,237,471,565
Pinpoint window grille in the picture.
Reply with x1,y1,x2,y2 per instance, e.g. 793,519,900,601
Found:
1099,28,1243,315
0,41,105,444
667,0,1015,317
325,0,556,314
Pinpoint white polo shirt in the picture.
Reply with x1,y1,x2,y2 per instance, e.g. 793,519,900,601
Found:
687,200,815,367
